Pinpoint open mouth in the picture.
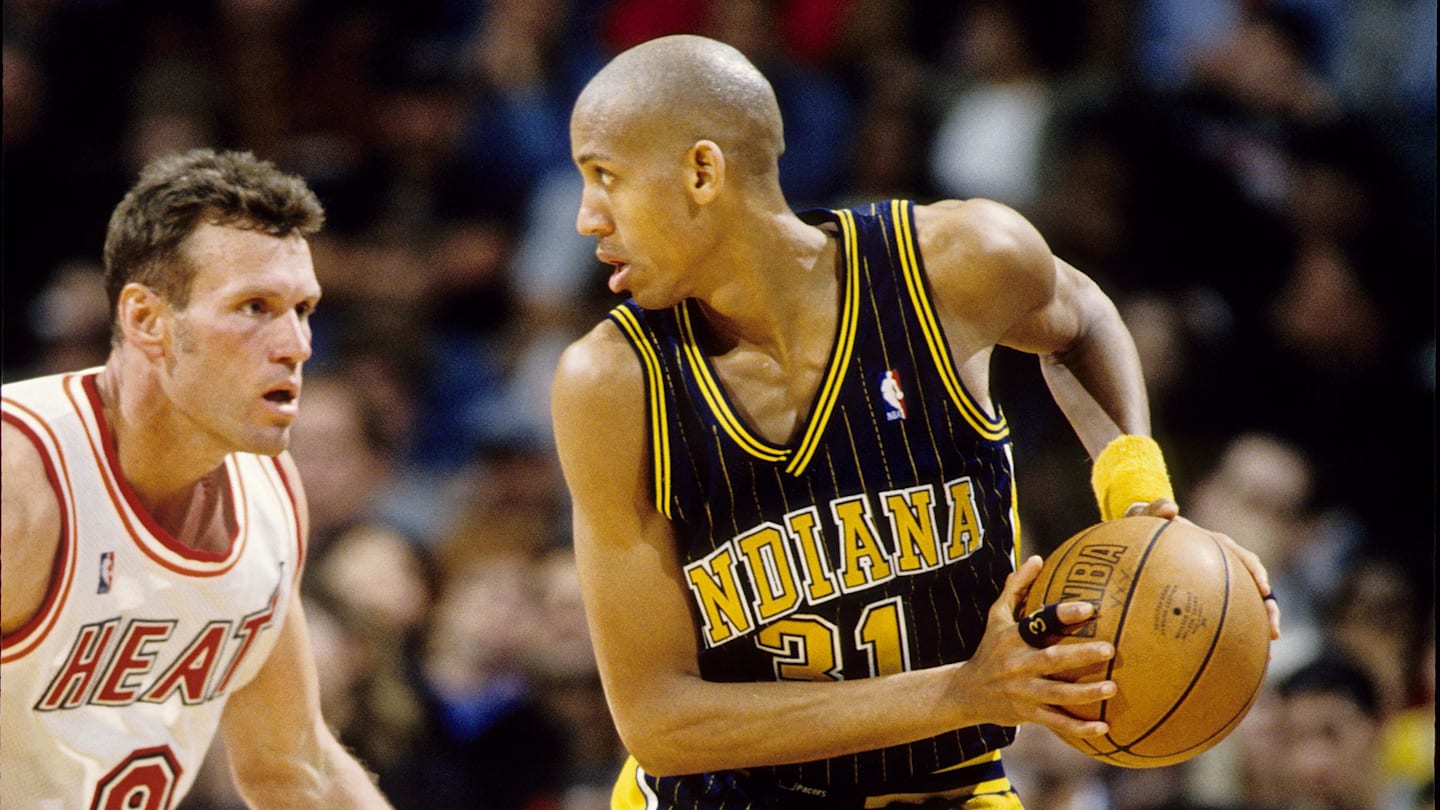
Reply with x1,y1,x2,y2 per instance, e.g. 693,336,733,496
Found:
602,258,630,294
263,384,298,406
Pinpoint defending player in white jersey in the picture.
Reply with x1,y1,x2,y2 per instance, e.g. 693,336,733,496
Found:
1,148,393,809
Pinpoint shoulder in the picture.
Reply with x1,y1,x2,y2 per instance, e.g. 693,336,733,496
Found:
2,419,64,633
912,198,1057,319
550,317,652,501
913,199,1052,280
552,317,645,416
2,418,62,535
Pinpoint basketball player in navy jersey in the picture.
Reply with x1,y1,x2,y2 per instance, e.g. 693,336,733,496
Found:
2,149,392,808
550,34,1280,809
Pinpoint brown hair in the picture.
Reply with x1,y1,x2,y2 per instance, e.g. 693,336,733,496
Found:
102,148,325,337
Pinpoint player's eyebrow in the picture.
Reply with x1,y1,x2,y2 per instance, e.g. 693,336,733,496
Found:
228,282,322,303
574,150,612,168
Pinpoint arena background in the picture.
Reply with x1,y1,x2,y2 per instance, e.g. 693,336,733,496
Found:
3,1,1433,808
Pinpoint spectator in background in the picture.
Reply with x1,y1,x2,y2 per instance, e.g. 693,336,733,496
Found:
461,0,607,207
17,260,112,379
1203,686,1290,810
1326,560,1425,720
523,547,626,809
1276,655,1416,810
309,523,436,783
928,0,1070,212
1185,432,1351,680
286,373,403,554
385,551,567,810
1381,609,1436,809
699,0,857,207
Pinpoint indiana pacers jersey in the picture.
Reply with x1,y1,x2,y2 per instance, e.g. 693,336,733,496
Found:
1,369,303,809
607,200,1023,802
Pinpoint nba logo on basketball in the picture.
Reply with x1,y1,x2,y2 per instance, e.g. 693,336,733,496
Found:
98,551,114,594
879,370,907,421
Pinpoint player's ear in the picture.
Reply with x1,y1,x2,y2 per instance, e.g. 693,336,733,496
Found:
116,283,171,359
686,139,724,205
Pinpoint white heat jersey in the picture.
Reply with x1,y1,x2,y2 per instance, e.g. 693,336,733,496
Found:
1,369,304,810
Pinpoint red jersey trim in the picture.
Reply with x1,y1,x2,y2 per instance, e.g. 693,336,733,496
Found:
0,404,78,663
70,373,246,576
267,456,306,574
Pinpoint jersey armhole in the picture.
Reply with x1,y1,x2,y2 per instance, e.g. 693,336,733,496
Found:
606,304,673,520
889,200,1009,441
1,410,77,662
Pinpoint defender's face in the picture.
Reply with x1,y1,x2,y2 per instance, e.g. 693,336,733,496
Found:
162,222,320,457
571,104,700,310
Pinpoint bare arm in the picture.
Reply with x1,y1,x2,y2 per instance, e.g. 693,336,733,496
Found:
219,453,392,809
1,419,63,635
551,322,1116,777
917,199,1280,638
916,199,1150,458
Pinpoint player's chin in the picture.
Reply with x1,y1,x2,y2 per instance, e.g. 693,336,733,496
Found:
627,282,683,311
244,426,293,457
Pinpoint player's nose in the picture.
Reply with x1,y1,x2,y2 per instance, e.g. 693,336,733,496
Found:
271,309,312,366
576,190,612,237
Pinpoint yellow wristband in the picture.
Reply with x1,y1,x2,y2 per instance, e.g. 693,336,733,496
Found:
1090,435,1175,521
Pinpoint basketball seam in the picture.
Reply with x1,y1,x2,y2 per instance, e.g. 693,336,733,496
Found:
1105,533,1270,766
1096,518,1170,732
1064,518,1172,763
1115,530,1230,758
1038,520,1143,763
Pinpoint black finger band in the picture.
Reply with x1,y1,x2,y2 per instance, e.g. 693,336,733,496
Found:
1018,602,1067,649
1263,593,1278,604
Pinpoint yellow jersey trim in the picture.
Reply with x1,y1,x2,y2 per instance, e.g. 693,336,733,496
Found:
786,207,862,475
610,755,651,810
892,200,1009,441
610,306,673,519
674,204,862,475
677,302,790,464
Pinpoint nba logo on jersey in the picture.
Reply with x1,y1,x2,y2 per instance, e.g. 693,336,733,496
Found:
880,369,907,421
98,551,115,594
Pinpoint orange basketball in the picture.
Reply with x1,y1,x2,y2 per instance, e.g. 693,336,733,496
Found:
1020,516,1270,768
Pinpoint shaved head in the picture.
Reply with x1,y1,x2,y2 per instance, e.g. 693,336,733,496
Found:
574,35,785,180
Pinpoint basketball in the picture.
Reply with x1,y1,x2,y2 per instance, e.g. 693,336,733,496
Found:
1020,516,1270,768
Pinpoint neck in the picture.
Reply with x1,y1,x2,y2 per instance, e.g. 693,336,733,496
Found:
696,210,839,360
97,356,228,519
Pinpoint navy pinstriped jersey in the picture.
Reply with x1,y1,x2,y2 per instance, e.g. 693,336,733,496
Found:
607,199,1023,797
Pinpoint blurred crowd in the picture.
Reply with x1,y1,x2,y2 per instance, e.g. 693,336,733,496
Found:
2,1,1433,808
